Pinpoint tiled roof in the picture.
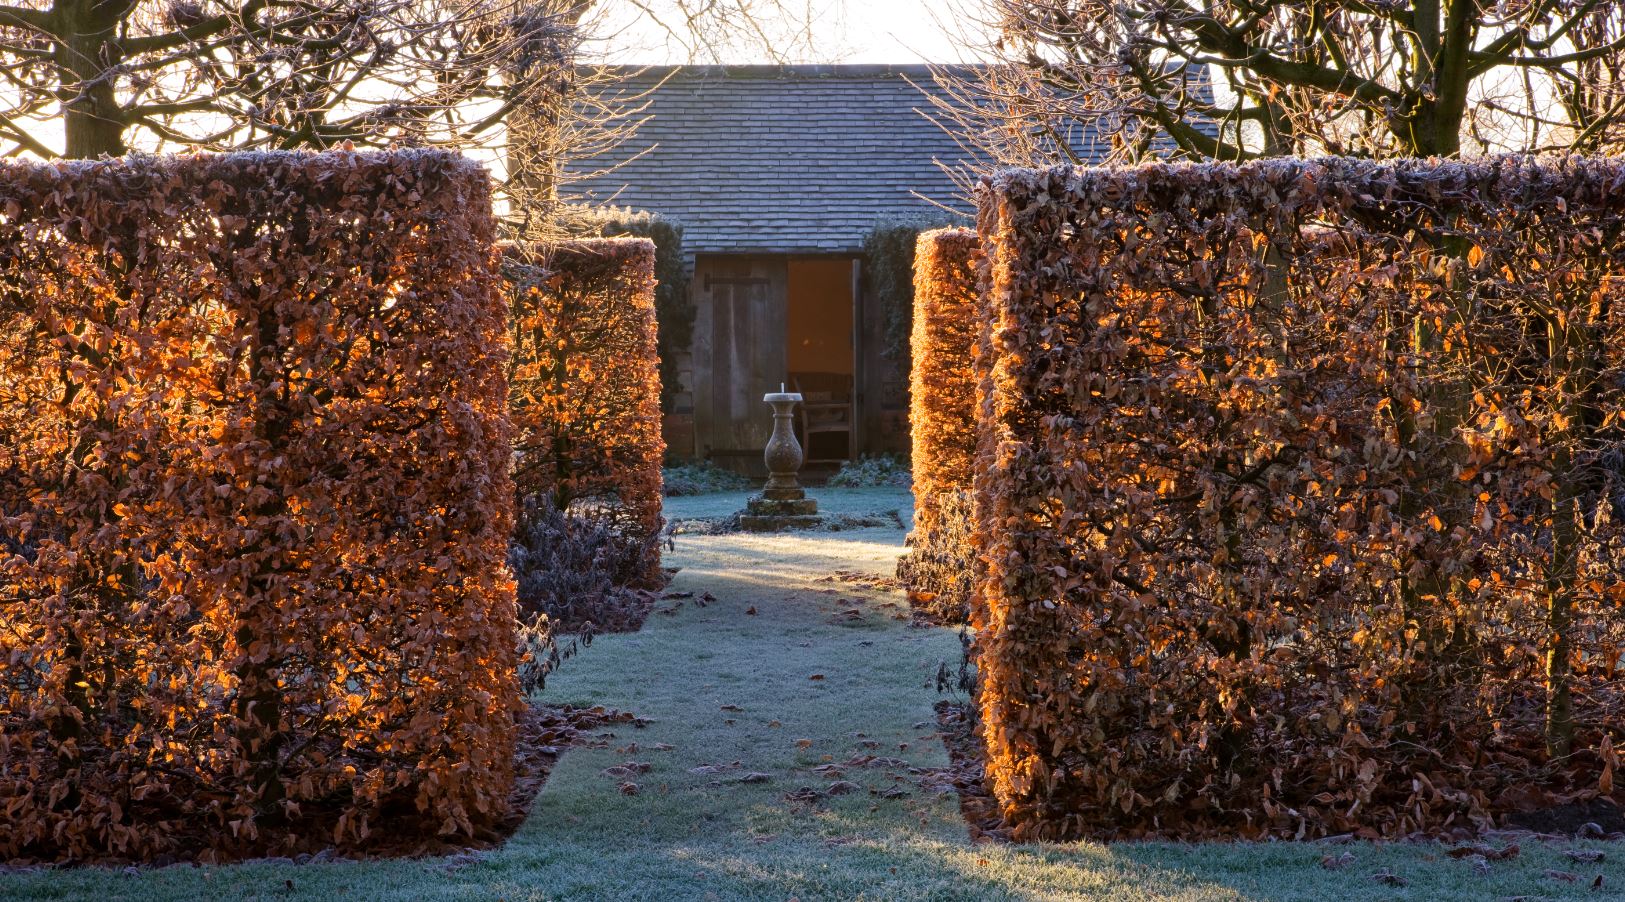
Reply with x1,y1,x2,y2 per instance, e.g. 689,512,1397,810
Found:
561,65,1108,255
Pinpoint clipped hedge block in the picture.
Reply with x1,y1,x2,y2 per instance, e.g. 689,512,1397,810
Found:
975,157,1625,841
0,150,519,862
505,237,665,586
898,227,984,623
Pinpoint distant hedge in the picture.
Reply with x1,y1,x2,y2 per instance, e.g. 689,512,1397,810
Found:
974,157,1625,840
564,208,691,414
0,151,519,862
505,237,665,586
897,228,983,623
863,217,952,361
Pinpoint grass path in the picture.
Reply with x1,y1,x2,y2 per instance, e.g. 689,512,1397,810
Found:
4,486,1620,900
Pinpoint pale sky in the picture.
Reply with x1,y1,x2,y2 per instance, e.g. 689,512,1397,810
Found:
589,0,983,65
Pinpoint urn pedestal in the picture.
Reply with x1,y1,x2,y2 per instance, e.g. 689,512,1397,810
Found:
739,391,822,532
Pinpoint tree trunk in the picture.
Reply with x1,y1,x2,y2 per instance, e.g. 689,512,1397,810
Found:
1544,314,1587,760
55,0,129,158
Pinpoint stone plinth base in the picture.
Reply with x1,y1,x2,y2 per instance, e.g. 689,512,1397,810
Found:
748,496,818,516
739,514,824,532
738,493,822,532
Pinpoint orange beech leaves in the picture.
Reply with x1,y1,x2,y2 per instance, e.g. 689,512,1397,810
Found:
898,228,984,623
974,157,1625,841
504,238,664,586
0,150,520,862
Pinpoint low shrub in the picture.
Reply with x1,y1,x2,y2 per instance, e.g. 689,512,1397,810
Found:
827,454,913,488
662,460,753,496
508,497,658,634
515,613,590,697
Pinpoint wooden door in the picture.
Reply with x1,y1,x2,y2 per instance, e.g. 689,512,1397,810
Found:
693,255,788,456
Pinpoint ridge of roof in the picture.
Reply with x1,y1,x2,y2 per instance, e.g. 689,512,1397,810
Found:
558,63,1098,256
587,63,975,80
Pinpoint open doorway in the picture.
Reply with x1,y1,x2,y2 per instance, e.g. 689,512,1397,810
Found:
786,256,856,463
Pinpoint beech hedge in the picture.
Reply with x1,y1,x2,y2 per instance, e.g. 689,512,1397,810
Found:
504,237,664,587
897,228,984,623
974,157,1625,840
0,150,520,862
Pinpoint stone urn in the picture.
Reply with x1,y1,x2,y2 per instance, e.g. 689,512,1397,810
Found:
761,390,806,500
739,389,822,532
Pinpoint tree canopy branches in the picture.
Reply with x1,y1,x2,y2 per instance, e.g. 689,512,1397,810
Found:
933,0,1625,167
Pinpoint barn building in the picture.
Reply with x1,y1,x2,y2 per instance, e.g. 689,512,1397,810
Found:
560,64,1114,467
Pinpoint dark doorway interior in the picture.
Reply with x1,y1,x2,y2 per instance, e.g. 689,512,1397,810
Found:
786,256,855,463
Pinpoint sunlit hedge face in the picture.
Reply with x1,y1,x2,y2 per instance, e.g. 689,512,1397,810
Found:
973,157,1625,842
502,237,665,588
0,150,520,862
898,228,983,625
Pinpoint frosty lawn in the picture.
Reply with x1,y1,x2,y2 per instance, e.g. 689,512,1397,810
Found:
3,486,1617,901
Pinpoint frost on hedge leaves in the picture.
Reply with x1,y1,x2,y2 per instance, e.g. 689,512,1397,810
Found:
0,150,520,862
974,157,1625,841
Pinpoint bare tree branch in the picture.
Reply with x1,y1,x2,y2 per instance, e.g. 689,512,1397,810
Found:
931,0,1625,170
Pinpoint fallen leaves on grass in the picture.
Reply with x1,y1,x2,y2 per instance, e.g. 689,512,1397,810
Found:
601,762,651,779
488,704,645,853
1447,843,1519,861
1319,852,1355,871
1369,869,1407,887
784,787,826,804
930,700,1007,841
784,781,863,804
816,569,902,591
844,754,910,769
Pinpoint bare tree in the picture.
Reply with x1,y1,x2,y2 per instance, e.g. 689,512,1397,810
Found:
0,2,587,159
930,0,1625,168
595,0,831,63
1558,1,1625,152
0,1,831,160
508,0,839,240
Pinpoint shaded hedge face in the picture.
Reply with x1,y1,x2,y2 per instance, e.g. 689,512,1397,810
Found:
898,228,983,624
0,151,520,862
975,157,1625,841
504,238,664,586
